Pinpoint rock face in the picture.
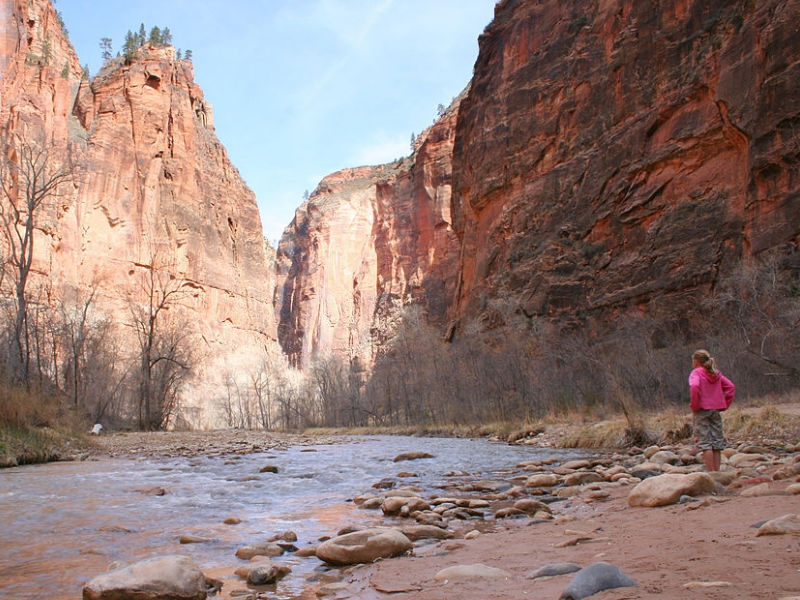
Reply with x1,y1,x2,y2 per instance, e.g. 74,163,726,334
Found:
276,103,461,368
0,0,275,426
450,0,800,331
277,0,800,368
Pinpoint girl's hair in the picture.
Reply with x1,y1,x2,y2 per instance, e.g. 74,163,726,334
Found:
692,349,719,376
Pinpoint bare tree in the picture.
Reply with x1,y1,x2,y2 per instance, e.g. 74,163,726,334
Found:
0,133,75,385
129,248,194,430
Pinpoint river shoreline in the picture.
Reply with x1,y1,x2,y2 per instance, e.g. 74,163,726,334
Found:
2,404,798,599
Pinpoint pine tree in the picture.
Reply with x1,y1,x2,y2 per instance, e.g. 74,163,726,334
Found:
161,27,172,45
184,49,192,61
137,23,147,46
148,26,162,46
99,37,112,61
122,30,137,61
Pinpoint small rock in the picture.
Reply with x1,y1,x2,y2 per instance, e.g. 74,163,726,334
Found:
564,472,604,486
527,562,582,579
514,499,551,514
179,535,211,544
756,514,800,536
259,465,279,473
464,530,480,540
400,525,453,541
561,460,591,470
649,450,680,465
223,517,242,525
560,562,638,599
316,528,412,565
628,473,715,507
683,581,732,588
433,563,510,581
269,530,298,543
235,542,284,559
525,473,559,487
393,452,434,462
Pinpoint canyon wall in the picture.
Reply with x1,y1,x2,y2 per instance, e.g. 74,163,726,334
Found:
450,0,800,334
276,103,461,369
0,0,276,427
278,0,799,366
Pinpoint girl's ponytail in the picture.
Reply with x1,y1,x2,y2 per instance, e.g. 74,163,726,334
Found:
692,349,719,376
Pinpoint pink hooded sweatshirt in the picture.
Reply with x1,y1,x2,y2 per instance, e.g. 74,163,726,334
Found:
689,367,735,412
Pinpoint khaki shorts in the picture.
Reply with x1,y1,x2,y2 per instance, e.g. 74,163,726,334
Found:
693,409,726,450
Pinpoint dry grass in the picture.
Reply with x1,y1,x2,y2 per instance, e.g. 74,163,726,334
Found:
0,384,89,466
0,385,61,428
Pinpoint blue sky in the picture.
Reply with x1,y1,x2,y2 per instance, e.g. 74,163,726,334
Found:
57,1,497,244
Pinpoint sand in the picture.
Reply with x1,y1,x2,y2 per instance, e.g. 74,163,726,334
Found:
326,482,799,600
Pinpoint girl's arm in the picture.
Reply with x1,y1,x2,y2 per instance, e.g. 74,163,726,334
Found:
721,375,736,408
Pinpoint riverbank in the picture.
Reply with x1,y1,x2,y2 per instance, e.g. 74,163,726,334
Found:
3,403,798,600
291,431,800,600
2,395,798,467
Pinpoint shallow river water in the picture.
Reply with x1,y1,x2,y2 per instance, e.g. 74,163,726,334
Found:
0,435,579,599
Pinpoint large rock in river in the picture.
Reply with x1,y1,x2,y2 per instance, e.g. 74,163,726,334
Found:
82,555,208,600
628,473,715,507
316,528,412,565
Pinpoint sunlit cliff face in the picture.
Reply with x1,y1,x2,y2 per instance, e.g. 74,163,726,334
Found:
0,0,276,427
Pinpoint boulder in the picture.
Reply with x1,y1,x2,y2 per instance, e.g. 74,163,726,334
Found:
628,473,715,507
316,528,412,565
83,555,208,600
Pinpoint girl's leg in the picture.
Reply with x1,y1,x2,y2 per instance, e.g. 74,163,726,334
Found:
713,449,721,471
702,449,716,472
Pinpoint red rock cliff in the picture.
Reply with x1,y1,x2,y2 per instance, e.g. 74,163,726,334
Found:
0,0,275,426
450,0,800,332
276,103,461,368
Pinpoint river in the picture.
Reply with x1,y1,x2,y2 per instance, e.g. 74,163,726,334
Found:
0,435,580,599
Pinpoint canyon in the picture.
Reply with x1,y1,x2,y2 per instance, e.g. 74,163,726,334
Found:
1,0,798,426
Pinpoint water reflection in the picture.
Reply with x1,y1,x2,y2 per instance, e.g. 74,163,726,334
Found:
0,436,577,599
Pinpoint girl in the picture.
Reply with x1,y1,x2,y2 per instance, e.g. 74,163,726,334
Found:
689,349,736,472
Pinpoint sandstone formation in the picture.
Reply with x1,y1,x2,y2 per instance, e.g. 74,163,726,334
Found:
449,0,800,332
0,0,275,426
277,0,800,370
276,100,462,368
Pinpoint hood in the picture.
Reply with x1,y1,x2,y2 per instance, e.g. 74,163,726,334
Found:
696,367,721,383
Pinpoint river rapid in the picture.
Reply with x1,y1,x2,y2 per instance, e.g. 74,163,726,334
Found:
0,435,580,599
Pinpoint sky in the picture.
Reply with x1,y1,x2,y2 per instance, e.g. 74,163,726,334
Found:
56,1,498,245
